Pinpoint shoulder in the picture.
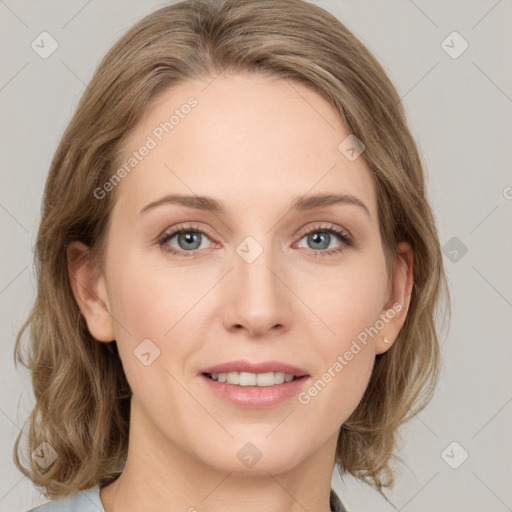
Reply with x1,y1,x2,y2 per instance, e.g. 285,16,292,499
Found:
27,485,343,512
330,487,349,512
26,486,104,512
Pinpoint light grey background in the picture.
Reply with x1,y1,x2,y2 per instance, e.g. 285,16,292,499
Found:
1,1,511,511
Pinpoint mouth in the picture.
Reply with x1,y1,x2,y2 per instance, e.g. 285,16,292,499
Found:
199,368,311,408
202,371,308,386
199,360,310,387
198,360,311,409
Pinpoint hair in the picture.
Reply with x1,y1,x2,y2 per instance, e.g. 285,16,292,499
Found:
14,0,450,501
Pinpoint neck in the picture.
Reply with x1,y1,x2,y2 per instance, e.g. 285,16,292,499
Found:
100,398,338,512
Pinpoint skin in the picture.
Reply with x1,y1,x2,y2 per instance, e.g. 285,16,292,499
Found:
68,73,413,512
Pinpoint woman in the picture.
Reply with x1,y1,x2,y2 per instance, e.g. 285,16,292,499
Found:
15,0,450,510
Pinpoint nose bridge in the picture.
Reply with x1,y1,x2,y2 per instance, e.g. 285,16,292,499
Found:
224,234,291,335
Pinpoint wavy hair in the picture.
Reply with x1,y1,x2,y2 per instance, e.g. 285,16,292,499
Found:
14,0,450,499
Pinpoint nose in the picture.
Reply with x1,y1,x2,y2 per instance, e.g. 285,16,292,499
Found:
222,242,292,338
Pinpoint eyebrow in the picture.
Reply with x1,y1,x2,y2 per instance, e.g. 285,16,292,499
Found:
139,192,371,218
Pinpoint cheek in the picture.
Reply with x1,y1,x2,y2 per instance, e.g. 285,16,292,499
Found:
298,317,376,427
105,251,216,387
105,259,197,410
103,255,172,377
305,249,388,341
296,253,386,414
107,251,206,337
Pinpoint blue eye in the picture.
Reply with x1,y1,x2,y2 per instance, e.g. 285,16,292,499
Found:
296,225,352,257
158,223,352,258
159,226,212,256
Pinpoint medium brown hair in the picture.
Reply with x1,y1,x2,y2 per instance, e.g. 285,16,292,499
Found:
14,0,450,499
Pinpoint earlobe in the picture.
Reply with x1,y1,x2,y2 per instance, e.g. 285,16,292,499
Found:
67,241,115,342
375,241,414,355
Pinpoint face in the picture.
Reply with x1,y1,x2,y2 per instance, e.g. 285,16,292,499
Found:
70,73,412,476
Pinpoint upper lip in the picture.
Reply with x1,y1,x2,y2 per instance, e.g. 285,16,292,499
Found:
200,360,309,377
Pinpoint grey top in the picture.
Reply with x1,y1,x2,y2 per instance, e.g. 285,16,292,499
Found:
27,485,348,511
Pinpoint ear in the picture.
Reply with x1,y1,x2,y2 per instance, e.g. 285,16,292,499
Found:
375,241,414,355
67,241,115,342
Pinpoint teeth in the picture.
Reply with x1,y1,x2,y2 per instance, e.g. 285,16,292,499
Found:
207,371,298,386
239,372,256,386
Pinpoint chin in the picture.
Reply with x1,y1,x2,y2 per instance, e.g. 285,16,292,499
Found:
200,439,308,476
213,456,305,477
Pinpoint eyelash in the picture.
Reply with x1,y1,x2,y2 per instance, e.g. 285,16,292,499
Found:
157,223,353,258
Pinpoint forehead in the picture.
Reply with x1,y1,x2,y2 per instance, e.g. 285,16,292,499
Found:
113,73,377,221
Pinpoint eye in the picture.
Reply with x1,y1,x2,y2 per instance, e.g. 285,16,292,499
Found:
295,224,352,257
158,224,214,257
157,222,353,258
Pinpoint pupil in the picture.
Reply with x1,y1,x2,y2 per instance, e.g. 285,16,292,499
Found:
309,232,329,250
179,232,201,250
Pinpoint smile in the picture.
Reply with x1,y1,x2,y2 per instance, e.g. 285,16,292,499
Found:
204,371,302,386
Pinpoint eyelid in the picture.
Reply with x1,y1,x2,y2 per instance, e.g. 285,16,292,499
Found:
157,222,215,242
157,223,350,242
296,222,351,240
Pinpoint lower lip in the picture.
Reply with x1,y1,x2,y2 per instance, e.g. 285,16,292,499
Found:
200,374,310,408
